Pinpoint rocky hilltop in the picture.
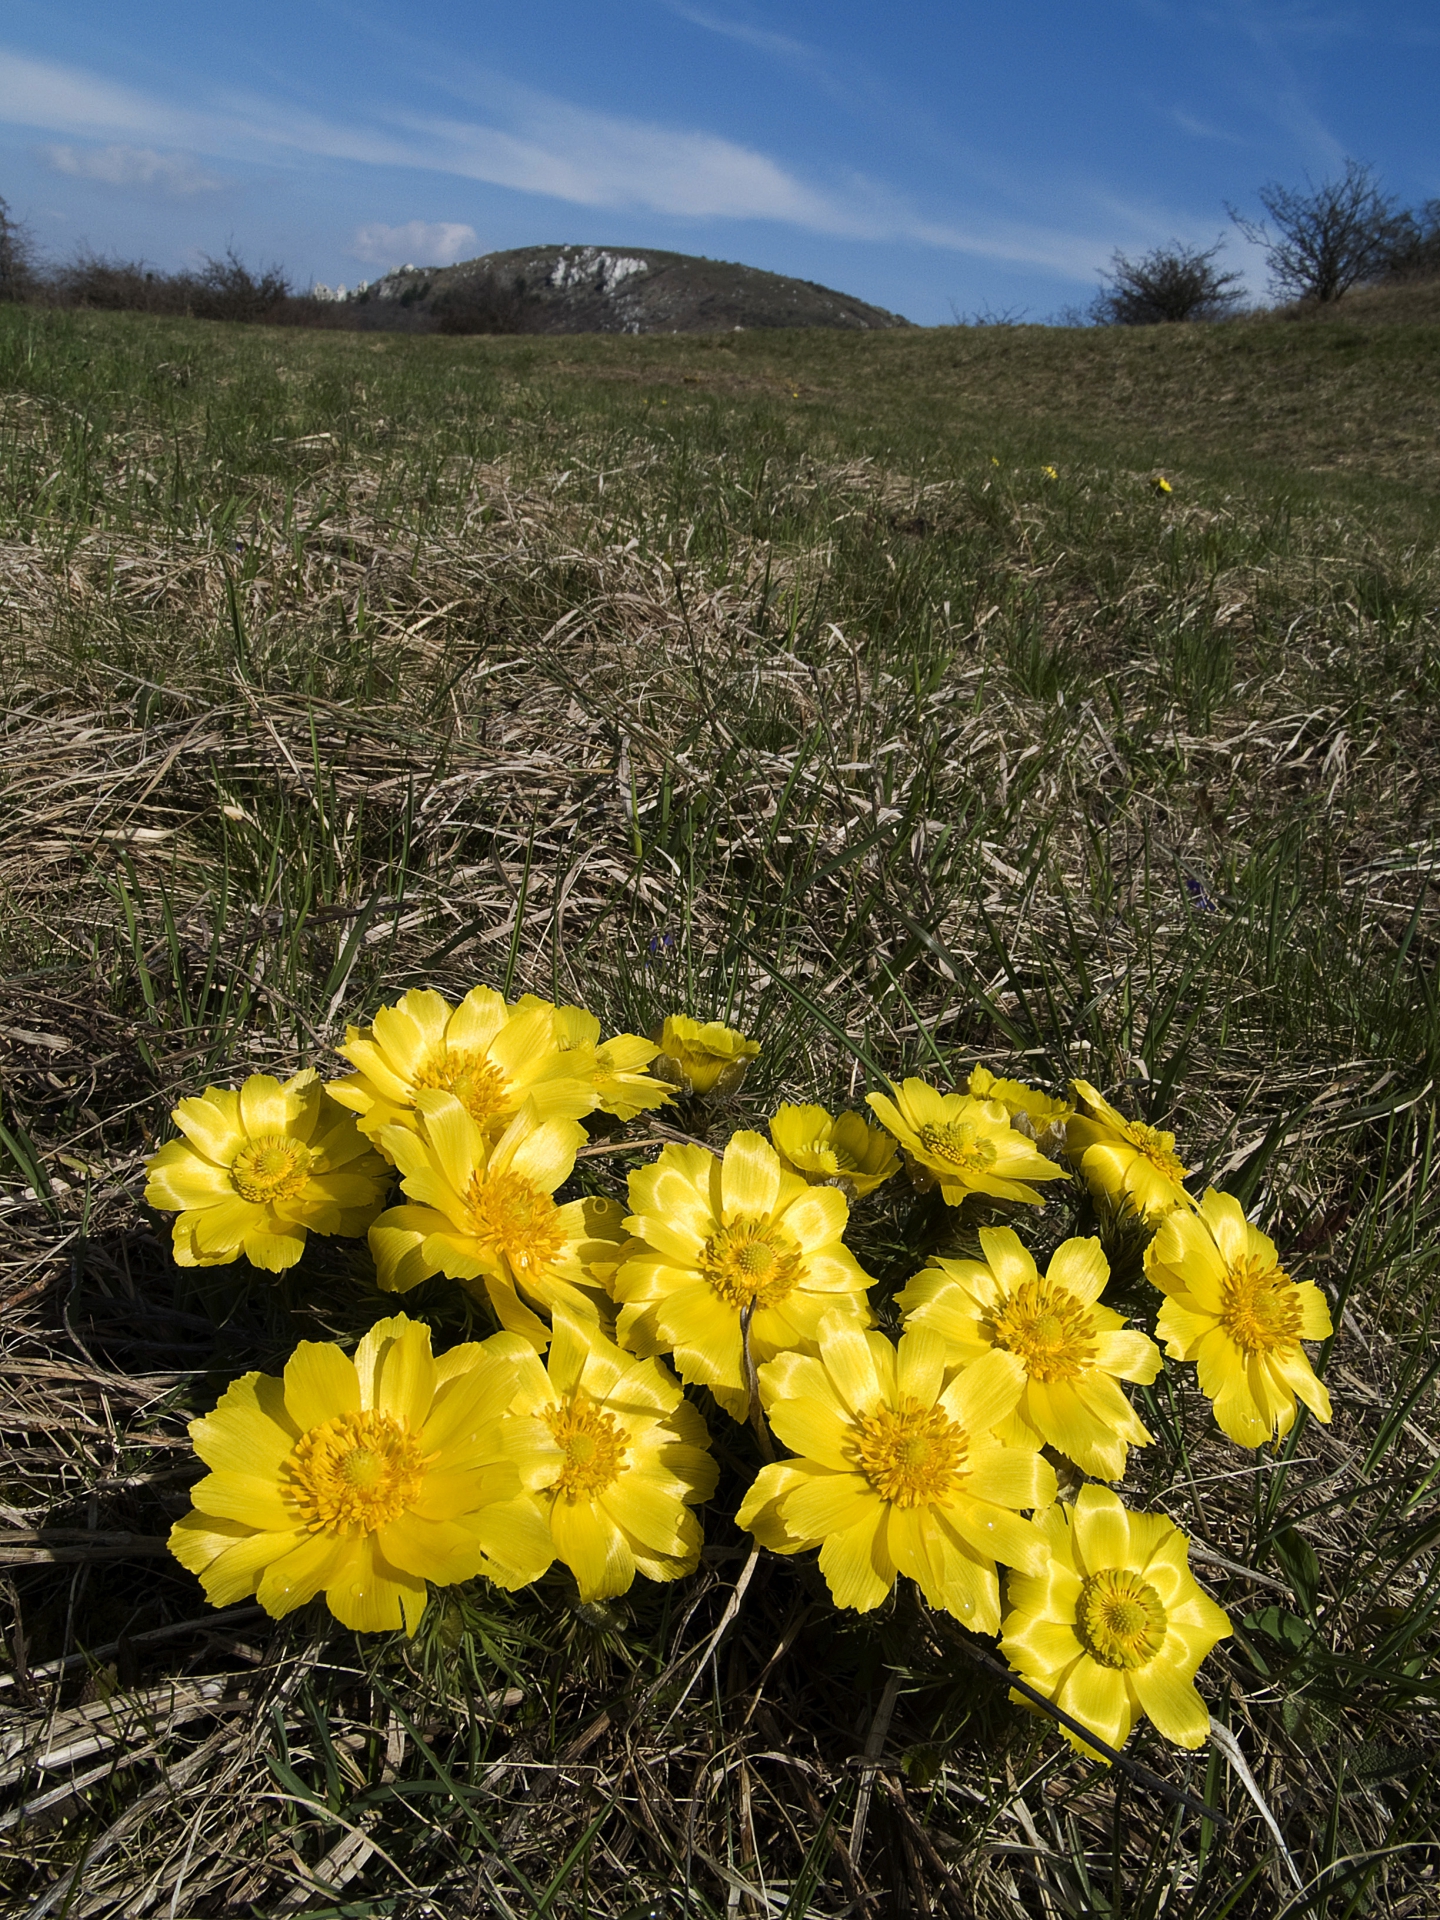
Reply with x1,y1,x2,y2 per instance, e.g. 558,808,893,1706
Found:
316,244,910,334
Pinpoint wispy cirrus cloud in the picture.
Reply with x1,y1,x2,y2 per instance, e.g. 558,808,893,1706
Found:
0,42,1113,280
657,2,820,67
42,143,224,194
349,220,478,268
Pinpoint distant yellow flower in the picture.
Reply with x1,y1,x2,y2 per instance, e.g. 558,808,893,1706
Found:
549,1005,673,1119
1042,464,1059,480
866,1078,1067,1208
144,1070,390,1272
1145,1189,1332,1446
769,1102,900,1198
1151,475,1173,495
967,1066,1073,1145
897,1228,1160,1480
615,1131,873,1419
1001,1485,1231,1757
168,1314,555,1634
1066,1079,1195,1225
329,987,598,1149
653,1014,760,1098
502,1313,718,1601
368,1097,624,1348
739,1320,1054,1627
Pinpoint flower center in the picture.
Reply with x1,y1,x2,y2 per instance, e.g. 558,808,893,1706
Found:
1219,1254,1302,1356
700,1218,804,1310
414,1047,511,1129
1075,1569,1168,1669
849,1398,968,1508
283,1409,428,1533
988,1280,1096,1383
465,1169,566,1277
1122,1120,1188,1178
230,1134,312,1203
916,1122,997,1175
544,1396,630,1499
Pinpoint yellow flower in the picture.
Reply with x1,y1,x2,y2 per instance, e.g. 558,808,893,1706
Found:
1042,464,1059,480
653,1014,760,1097
1144,1189,1332,1446
549,1004,673,1119
966,1066,1072,1141
368,1097,624,1348
897,1228,1161,1480
1065,1079,1195,1224
739,1320,1054,1628
615,1130,874,1420
328,986,599,1149
1151,475,1173,495
866,1078,1067,1208
168,1314,556,1634
501,1313,718,1601
1000,1485,1231,1757
769,1102,900,1198
144,1070,390,1272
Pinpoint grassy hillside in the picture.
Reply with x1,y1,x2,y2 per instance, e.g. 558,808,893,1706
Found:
2,300,1438,1918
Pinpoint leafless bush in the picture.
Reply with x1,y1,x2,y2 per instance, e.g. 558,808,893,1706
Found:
1090,240,1246,325
1229,159,1397,304
431,271,542,335
0,192,36,302
1379,198,1440,284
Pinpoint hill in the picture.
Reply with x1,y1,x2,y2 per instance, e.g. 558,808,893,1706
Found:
1,301,1438,1918
322,242,913,333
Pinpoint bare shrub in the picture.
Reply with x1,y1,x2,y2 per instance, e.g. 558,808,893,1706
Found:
431,271,541,335
1229,159,1397,304
1379,198,1440,284
0,192,36,301
1090,240,1246,325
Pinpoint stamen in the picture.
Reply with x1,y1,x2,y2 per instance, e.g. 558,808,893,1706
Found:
544,1396,630,1499
848,1398,967,1507
1075,1569,1168,1669
988,1280,1096,1383
283,1409,429,1533
916,1122,998,1174
1219,1254,1303,1355
414,1047,511,1128
466,1169,567,1277
231,1135,312,1203
700,1219,803,1310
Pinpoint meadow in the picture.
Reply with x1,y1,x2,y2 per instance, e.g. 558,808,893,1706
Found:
1,290,1439,1918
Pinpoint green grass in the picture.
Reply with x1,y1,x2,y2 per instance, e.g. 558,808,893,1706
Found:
1,298,1438,1917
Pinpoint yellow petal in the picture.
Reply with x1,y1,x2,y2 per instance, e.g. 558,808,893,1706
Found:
1057,1658,1132,1755
326,1538,420,1633
962,1442,1055,1513
241,1228,308,1273
190,1371,297,1475
1045,1236,1109,1305
816,1321,884,1416
721,1130,781,1220
170,1093,243,1164
942,1347,1027,1435
284,1341,361,1432
239,1074,293,1138
817,1506,894,1611
766,1396,853,1471
378,1511,486,1585
977,1227,1038,1295
257,1531,356,1617
1131,1659,1211,1748
783,1471,876,1539
189,1471,292,1532
1069,1484,1132,1574
551,1497,634,1601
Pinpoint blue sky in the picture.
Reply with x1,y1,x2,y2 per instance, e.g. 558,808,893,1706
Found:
1,2,1436,324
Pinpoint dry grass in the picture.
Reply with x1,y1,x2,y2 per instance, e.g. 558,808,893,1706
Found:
2,304,1439,1917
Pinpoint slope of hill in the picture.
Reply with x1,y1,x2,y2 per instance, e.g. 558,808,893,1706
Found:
325,243,912,334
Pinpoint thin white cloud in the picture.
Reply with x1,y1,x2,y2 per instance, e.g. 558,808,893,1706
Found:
659,2,818,65
349,219,477,267
1170,108,1249,146
0,42,1113,281
42,143,223,194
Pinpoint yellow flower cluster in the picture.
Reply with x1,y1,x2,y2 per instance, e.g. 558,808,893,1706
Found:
145,992,1337,1765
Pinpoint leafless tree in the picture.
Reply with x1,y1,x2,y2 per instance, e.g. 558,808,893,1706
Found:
1228,159,1396,304
1090,240,1246,325
1379,199,1440,284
